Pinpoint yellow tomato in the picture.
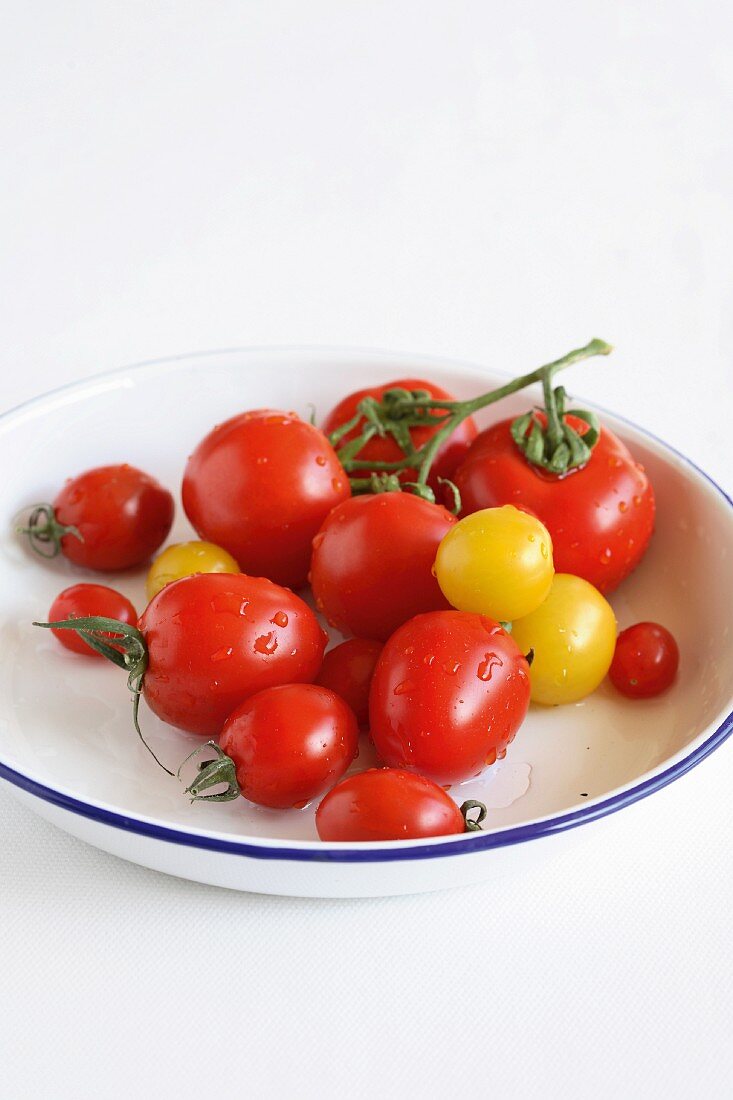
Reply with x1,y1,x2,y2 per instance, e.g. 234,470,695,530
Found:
511,573,617,705
434,505,554,622
146,540,240,600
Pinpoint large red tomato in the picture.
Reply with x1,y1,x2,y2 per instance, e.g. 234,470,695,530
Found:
219,684,359,809
23,464,174,570
137,572,327,735
315,769,469,841
322,378,477,493
182,410,350,589
309,492,456,641
369,610,531,784
454,416,655,593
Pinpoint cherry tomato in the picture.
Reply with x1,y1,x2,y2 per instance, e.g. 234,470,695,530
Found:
137,573,327,735
316,768,467,841
322,378,477,496
219,684,359,809
454,416,655,593
25,464,174,571
369,610,531,784
315,638,383,727
182,409,350,590
48,584,138,657
146,540,239,600
434,505,554,622
609,622,679,698
511,573,617,705
310,492,455,641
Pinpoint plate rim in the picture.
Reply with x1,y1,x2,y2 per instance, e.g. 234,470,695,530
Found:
2,344,732,864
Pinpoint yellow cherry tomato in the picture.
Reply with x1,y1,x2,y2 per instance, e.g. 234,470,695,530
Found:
434,505,554,622
146,540,240,600
511,573,617,705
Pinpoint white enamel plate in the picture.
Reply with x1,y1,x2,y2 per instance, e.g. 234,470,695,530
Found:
1,348,731,897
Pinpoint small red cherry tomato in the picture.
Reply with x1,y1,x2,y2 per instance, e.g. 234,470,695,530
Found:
322,378,477,496
454,416,655,593
315,639,383,727
316,768,469,841
609,621,679,698
310,492,456,641
219,684,359,809
137,573,327,735
182,409,350,589
23,465,174,571
48,584,137,657
369,610,531,784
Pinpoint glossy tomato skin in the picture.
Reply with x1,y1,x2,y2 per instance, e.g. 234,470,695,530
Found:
48,584,137,657
137,573,327,736
182,410,350,589
369,610,531,784
316,768,465,841
310,493,456,642
609,622,679,698
220,684,359,809
454,418,655,593
321,378,477,495
54,465,174,571
315,638,383,727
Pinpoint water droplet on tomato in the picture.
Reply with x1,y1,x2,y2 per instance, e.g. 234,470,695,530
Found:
477,653,504,681
423,653,435,666
315,455,327,467
211,646,233,662
254,632,278,655
633,495,643,507
393,680,415,696
485,748,497,766
256,456,268,465
292,798,309,809
540,542,549,559
599,547,612,564
618,500,628,513
331,478,343,491
271,611,289,627
312,533,325,551
442,660,460,675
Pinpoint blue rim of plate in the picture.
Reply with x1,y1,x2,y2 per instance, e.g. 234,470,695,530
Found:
1,348,732,863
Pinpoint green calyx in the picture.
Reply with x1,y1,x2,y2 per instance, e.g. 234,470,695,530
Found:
33,616,173,776
331,338,613,495
460,799,488,832
17,503,84,559
177,742,240,803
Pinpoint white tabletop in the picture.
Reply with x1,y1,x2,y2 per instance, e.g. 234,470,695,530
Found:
1,3,731,1096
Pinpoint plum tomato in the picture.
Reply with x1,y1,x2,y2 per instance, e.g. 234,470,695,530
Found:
321,378,477,496
137,572,327,735
182,409,350,589
309,492,456,642
609,621,679,698
369,610,531,784
146,540,240,600
315,768,477,841
214,684,359,809
511,573,617,705
315,638,383,727
434,505,554,622
48,584,137,657
22,464,174,570
454,416,655,593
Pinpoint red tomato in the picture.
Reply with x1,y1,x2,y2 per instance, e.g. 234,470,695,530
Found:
316,768,466,841
315,638,383,727
48,584,137,657
137,573,327,735
609,622,679,698
454,416,655,593
30,464,174,570
182,410,350,589
219,684,359,809
309,493,456,641
322,378,477,495
369,610,531,784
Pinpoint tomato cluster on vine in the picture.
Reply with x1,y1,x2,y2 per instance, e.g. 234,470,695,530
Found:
22,338,678,842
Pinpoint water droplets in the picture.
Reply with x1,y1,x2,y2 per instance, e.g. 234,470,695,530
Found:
254,632,278,655
210,646,233,662
618,500,628,513
477,652,504,681
393,679,415,696
423,653,436,667
540,542,549,559
633,495,643,507
442,660,461,676
271,611,289,628
315,455,327,467
599,547,613,565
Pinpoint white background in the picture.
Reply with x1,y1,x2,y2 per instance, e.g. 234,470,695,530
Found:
1,3,731,1097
